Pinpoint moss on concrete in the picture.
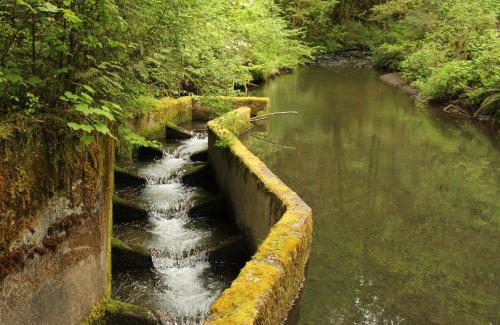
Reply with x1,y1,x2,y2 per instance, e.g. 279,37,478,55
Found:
165,121,192,139
0,113,113,276
104,300,160,325
128,97,193,140
206,107,312,325
192,96,270,121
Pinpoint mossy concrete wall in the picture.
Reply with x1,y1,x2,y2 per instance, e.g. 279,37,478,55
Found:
206,107,312,324
192,96,270,122
126,96,269,140
0,114,114,325
128,97,193,139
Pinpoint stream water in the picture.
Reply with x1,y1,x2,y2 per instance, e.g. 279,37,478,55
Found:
244,66,500,324
113,134,243,324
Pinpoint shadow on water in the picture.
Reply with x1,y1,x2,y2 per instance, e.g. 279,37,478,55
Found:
244,66,500,325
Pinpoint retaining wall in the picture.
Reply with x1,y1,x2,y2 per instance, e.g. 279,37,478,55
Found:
0,113,114,325
129,96,270,140
206,107,313,324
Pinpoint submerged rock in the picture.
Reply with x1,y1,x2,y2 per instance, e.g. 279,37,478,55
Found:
113,195,148,224
103,300,160,325
165,122,192,139
114,166,147,188
111,237,153,271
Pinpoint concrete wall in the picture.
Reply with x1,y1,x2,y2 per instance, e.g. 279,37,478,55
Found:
0,113,114,325
192,96,270,122
128,97,193,139
206,107,313,325
127,95,269,138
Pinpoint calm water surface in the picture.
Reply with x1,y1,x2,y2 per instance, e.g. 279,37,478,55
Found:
244,66,500,324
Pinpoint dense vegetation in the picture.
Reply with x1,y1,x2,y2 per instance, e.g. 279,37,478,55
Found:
276,0,499,118
1,0,498,135
0,0,311,142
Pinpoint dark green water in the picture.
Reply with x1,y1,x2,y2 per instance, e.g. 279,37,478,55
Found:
244,66,500,325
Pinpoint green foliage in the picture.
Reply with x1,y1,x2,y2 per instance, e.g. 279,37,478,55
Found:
195,97,233,119
370,0,500,115
415,60,475,102
373,41,414,70
0,0,311,139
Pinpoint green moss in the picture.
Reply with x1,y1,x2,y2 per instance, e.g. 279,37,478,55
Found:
127,96,193,140
0,124,13,140
193,96,270,120
110,237,127,250
206,106,312,325
132,96,159,112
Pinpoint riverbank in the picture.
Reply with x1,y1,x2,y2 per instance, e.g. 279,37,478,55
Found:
312,52,498,127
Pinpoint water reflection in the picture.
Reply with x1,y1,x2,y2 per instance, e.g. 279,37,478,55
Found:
245,66,500,325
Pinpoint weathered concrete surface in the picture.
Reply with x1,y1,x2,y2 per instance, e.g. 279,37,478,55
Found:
181,163,216,190
114,166,147,188
206,107,312,325
0,114,114,325
128,97,193,140
103,300,161,325
111,238,153,271
113,196,148,224
165,121,192,139
190,148,208,162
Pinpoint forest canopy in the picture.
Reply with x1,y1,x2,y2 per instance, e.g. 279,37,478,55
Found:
0,0,311,113
1,0,498,129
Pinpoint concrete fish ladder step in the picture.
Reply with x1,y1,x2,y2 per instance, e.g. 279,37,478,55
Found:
114,165,147,188
113,195,149,224
111,237,153,271
104,300,161,325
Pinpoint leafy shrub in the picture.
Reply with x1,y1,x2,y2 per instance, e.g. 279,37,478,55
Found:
415,60,475,103
401,45,443,81
372,42,413,70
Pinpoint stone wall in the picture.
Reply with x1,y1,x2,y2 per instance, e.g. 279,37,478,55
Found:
206,107,313,324
0,113,114,325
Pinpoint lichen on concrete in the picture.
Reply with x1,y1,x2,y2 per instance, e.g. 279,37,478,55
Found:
206,107,312,325
0,112,114,325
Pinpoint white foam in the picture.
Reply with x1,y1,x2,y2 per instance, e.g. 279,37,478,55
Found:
174,135,208,158
138,154,188,182
140,183,193,212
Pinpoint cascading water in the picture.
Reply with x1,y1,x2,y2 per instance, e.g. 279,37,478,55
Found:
113,134,243,324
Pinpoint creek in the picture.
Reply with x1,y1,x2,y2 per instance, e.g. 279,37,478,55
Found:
244,65,500,324
112,133,247,324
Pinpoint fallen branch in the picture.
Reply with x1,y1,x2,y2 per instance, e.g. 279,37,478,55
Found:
250,111,298,122
249,134,295,150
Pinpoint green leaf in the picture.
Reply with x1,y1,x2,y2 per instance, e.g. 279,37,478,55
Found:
62,9,82,24
4,72,24,84
75,103,93,115
80,135,95,145
26,76,42,86
16,0,36,13
94,121,116,139
38,2,60,13
82,84,96,94
93,107,115,121
67,122,94,133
